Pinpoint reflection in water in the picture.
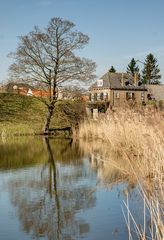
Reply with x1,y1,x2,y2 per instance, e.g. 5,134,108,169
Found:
0,137,144,240
79,140,157,239
0,137,47,169
1,138,95,240
80,140,137,189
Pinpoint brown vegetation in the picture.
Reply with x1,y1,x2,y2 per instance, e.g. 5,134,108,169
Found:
78,108,164,239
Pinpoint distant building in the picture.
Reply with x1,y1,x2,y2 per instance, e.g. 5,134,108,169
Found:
146,84,164,101
4,82,49,97
57,88,87,101
0,85,4,93
27,88,33,96
5,82,34,95
88,72,147,116
3,82,87,100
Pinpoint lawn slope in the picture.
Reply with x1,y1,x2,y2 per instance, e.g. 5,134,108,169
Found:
0,93,86,135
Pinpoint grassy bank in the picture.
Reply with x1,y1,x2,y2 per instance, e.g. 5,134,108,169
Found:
0,93,46,135
79,109,164,239
0,93,86,136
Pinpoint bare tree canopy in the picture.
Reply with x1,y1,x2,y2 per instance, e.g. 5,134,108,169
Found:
9,17,96,133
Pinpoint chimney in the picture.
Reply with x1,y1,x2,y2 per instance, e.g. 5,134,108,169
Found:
134,72,138,86
121,73,124,86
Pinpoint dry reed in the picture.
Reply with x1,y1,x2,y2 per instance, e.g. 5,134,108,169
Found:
78,108,164,239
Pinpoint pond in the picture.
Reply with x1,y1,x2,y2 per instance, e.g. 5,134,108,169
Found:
0,137,145,240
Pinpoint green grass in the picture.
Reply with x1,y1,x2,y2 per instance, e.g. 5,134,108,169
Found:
0,93,46,135
0,93,86,136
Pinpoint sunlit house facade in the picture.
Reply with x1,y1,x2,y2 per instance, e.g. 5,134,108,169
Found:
87,72,147,116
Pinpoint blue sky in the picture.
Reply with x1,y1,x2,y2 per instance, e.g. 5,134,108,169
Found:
0,0,164,83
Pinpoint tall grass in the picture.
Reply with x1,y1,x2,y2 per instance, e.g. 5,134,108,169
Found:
78,108,164,239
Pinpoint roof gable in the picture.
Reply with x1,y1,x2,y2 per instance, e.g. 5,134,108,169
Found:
90,72,146,91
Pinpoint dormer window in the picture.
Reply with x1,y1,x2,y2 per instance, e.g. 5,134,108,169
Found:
138,81,142,86
97,79,103,87
125,81,130,86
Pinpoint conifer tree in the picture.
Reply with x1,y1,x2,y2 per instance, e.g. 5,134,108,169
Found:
109,66,116,73
127,58,139,77
142,53,161,84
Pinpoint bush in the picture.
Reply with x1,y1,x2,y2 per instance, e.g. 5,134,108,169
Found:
51,99,86,129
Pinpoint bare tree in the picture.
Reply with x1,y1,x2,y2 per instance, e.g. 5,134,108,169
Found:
9,17,96,133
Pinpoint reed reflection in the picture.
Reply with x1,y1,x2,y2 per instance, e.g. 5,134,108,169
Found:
80,140,137,190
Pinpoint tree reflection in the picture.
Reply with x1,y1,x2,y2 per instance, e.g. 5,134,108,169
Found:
0,137,47,169
44,137,61,239
7,137,95,240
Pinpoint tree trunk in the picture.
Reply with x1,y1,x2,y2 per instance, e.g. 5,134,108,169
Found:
43,105,54,134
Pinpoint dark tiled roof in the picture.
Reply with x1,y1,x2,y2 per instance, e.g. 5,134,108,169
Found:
90,72,147,91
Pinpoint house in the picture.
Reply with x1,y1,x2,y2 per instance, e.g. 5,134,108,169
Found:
0,85,4,93
57,87,88,101
5,82,35,95
87,72,147,116
4,82,87,100
4,82,49,97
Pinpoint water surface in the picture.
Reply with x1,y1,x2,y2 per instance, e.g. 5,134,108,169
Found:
0,137,143,240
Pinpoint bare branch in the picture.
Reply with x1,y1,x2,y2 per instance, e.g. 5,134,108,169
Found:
8,17,96,133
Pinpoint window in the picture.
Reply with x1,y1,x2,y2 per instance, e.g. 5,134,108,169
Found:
97,93,100,100
141,92,144,101
104,92,108,100
91,93,94,101
97,79,103,87
125,81,130,86
94,93,97,101
115,92,120,99
126,92,135,100
100,92,103,100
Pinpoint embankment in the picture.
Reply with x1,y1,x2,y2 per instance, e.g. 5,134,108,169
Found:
0,93,86,136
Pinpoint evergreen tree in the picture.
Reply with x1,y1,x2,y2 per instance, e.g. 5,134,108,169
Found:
127,58,139,77
109,66,116,73
142,53,161,84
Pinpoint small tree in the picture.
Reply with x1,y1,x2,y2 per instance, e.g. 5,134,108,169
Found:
109,66,116,73
142,53,161,84
127,58,139,77
61,86,85,100
9,17,96,133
